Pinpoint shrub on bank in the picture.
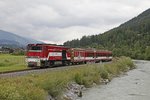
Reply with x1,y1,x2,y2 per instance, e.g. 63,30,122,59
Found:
0,57,134,100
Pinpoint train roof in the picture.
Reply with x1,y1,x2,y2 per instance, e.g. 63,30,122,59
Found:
71,48,112,53
27,44,112,53
27,44,69,48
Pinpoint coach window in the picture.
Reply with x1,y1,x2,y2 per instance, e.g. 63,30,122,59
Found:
88,53,94,57
96,53,100,57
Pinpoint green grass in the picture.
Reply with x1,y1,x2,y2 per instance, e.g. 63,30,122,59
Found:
0,54,27,72
0,56,135,100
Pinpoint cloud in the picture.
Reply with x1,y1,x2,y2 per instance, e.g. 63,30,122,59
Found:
0,0,150,44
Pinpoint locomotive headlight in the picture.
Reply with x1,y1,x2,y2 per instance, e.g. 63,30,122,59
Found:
26,57,41,66
35,58,41,66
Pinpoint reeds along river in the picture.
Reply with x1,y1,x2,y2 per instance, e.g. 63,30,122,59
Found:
78,60,150,100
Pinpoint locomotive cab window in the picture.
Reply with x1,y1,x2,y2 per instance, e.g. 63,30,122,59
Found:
28,46,42,51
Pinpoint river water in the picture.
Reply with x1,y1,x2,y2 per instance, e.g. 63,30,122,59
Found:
78,60,150,100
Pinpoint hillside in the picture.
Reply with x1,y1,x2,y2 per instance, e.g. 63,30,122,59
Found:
0,30,42,48
64,8,150,60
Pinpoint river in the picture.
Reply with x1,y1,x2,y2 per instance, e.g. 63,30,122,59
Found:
78,60,150,100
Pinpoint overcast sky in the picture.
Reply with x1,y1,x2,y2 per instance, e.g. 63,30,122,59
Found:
0,0,150,44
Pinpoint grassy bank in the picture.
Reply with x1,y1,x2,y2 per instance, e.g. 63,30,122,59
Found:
0,57,135,100
0,54,27,72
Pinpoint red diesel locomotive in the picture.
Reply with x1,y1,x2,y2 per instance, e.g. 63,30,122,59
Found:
26,44,112,67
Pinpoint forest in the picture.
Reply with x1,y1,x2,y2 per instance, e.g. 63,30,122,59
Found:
64,8,150,60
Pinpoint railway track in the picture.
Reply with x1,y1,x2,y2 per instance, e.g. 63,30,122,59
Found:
0,61,109,78
0,68,32,74
0,64,91,77
0,68,43,77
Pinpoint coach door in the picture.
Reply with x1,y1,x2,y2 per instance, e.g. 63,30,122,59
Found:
62,50,67,60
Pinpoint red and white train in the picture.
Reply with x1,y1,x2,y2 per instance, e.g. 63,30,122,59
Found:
26,44,112,67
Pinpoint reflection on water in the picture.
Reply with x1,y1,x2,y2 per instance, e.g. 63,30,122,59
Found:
78,60,150,100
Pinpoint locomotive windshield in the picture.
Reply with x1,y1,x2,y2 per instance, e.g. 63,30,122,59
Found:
27,46,42,51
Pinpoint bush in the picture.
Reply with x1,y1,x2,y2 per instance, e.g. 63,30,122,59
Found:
74,73,84,85
99,68,109,79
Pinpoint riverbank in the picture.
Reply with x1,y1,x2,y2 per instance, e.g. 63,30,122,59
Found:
0,57,135,100
78,60,150,100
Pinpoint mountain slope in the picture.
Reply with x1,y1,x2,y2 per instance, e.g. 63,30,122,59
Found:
0,30,42,48
64,8,150,60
